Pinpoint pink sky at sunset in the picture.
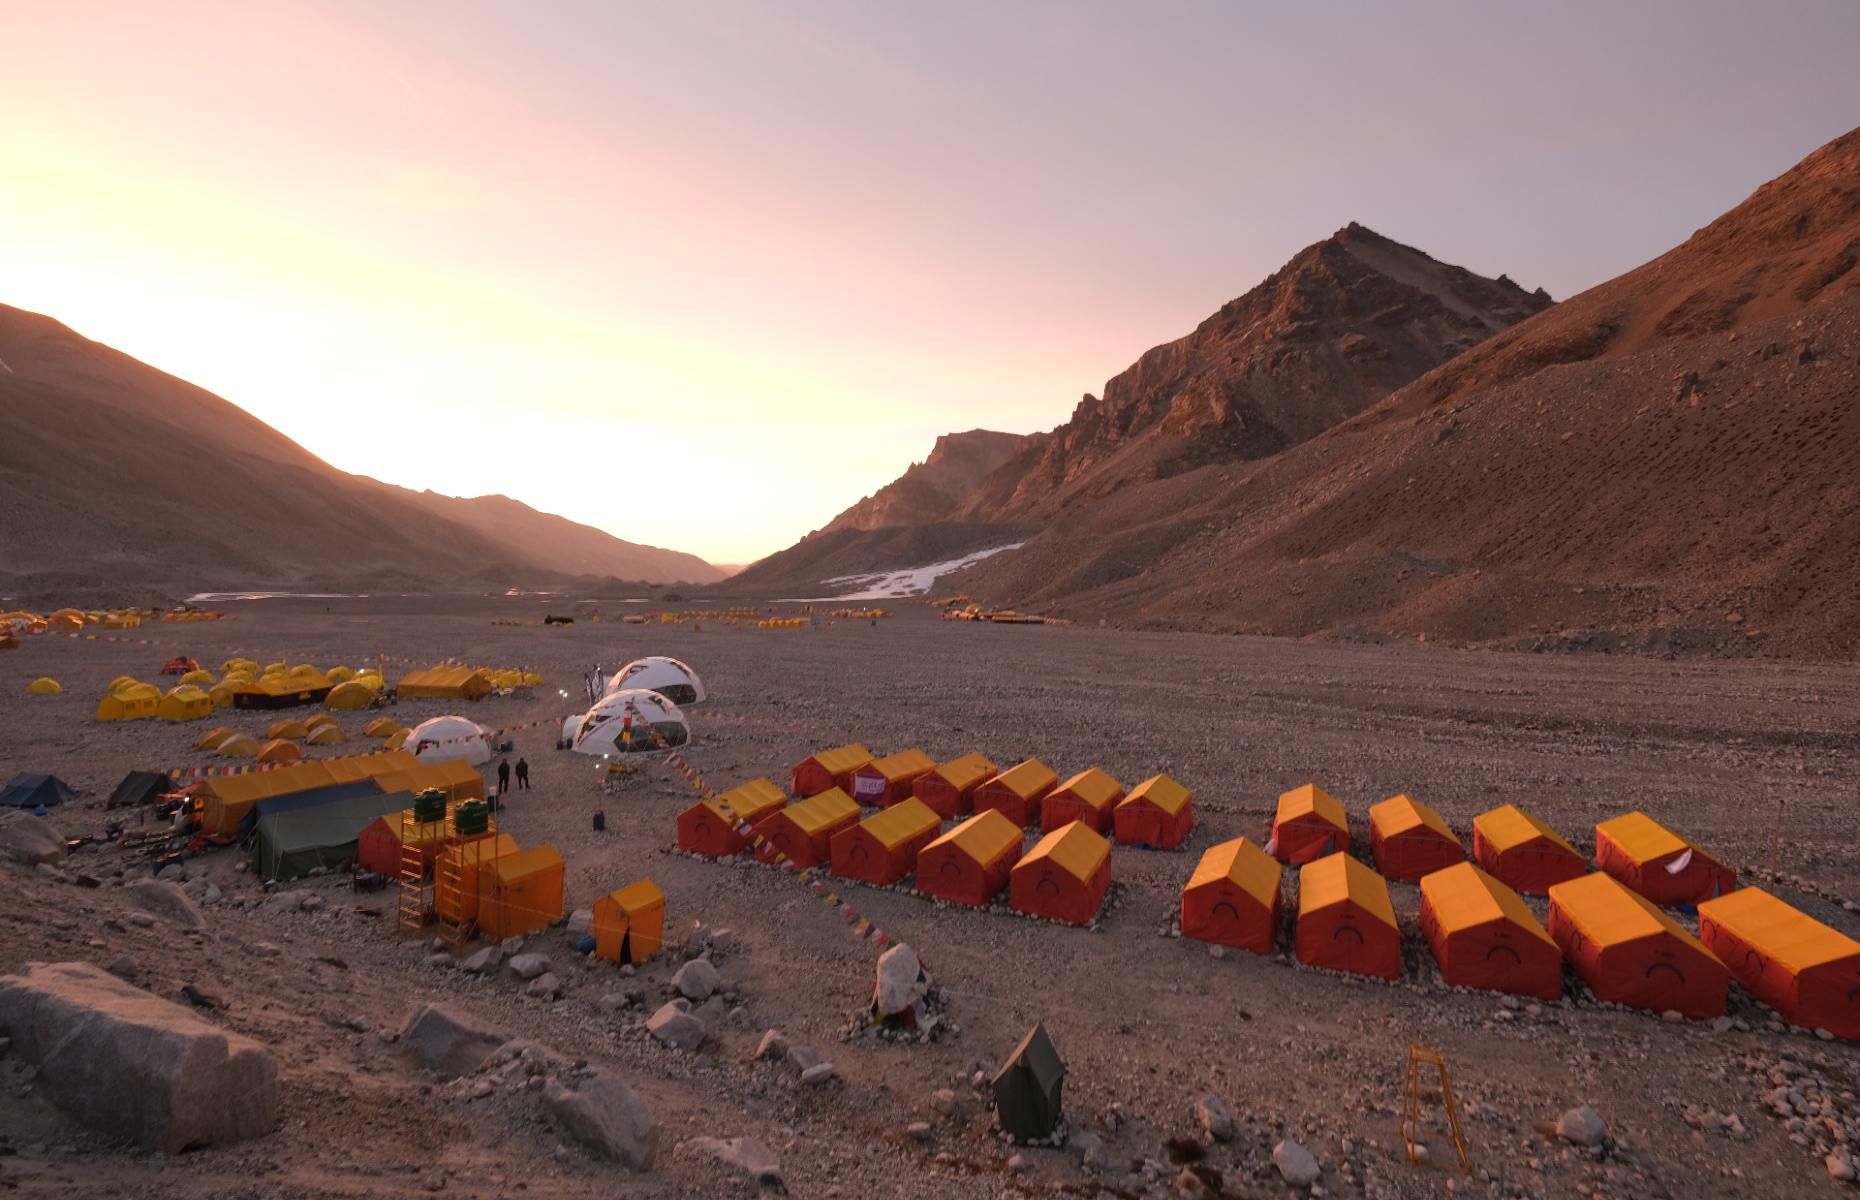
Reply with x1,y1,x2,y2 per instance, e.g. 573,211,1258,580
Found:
3,1,1857,566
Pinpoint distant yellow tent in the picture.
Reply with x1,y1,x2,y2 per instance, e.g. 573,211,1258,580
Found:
207,682,239,709
386,729,411,750
97,683,160,721
258,738,304,765
397,666,494,701
194,725,238,750
266,718,310,741
26,677,62,696
324,680,376,711
222,658,260,675
364,717,403,738
215,733,260,758
594,879,666,964
179,669,215,687
326,665,356,683
107,675,141,695
305,723,347,745
157,685,214,722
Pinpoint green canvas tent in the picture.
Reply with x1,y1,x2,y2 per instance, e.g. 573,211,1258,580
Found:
993,1022,1066,1142
253,789,413,880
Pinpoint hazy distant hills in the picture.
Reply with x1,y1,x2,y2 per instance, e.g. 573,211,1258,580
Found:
0,305,721,599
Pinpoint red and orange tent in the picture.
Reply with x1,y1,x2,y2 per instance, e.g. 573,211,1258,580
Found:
1369,794,1463,882
912,752,995,820
676,778,785,858
831,797,943,886
974,759,1058,828
1594,811,1737,907
917,809,1023,907
1180,837,1282,954
752,787,859,869
1113,773,1194,849
1472,804,1586,896
1011,821,1112,926
849,748,936,807
1295,853,1399,980
1419,862,1562,1000
1041,768,1124,834
1699,887,1860,1040
1547,872,1728,1019
1272,784,1348,865
790,744,873,798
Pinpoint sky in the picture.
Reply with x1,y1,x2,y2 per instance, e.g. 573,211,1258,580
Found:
3,2,1858,566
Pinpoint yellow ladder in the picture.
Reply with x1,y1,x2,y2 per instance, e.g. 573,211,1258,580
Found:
395,811,428,932
435,812,497,950
1402,1042,1472,1174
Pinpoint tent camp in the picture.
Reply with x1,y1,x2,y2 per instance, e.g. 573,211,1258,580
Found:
1698,887,1860,1040
1,773,74,809
974,759,1059,829
397,666,493,701
1472,805,1587,896
916,809,1024,907
1418,862,1562,1000
677,778,787,857
791,744,874,797
258,739,304,765
831,797,942,885
604,657,706,705
993,1023,1066,1143
849,748,936,808
306,723,347,746
96,683,160,722
1594,811,1737,907
1369,794,1464,882
1180,837,1283,954
324,681,376,711
1272,784,1349,864
1547,872,1729,1019
1295,853,1400,980
1010,821,1112,926
156,686,213,722
912,752,996,820
194,726,237,750
435,834,518,924
253,790,410,880
1113,773,1194,849
230,676,334,710
753,788,860,869
214,733,260,758
371,760,485,804
198,752,417,834
594,879,666,964
1041,768,1125,834
266,719,310,740
569,690,689,755
107,771,170,809
478,845,566,940
406,715,493,765
237,779,385,839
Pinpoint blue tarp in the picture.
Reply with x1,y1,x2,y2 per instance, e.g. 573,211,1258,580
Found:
0,773,75,809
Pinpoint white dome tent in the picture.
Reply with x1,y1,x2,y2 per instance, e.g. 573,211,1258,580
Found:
405,715,493,766
602,657,706,706
571,688,690,755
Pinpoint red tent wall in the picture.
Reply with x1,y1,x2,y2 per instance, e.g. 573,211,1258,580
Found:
974,780,1053,828
357,818,404,878
1181,879,1280,955
1697,914,1860,1040
1114,799,1194,849
677,801,749,858
1418,905,1563,1000
830,822,940,886
913,774,977,820
752,809,854,869
1295,901,1399,979
1011,854,1111,926
1274,814,1347,865
1041,792,1115,834
1473,830,1586,896
1595,837,1738,907
1547,908,1728,1019
1372,827,1463,882
917,841,1014,907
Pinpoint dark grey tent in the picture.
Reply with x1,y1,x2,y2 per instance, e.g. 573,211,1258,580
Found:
253,790,412,880
238,779,384,839
0,773,76,809
108,771,170,808
993,1022,1066,1142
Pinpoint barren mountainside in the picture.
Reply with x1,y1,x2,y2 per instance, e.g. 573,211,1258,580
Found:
823,429,1030,533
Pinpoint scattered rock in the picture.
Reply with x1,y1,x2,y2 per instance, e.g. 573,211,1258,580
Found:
673,957,719,1002
1272,1139,1320,1188
123,879,207,931
460,946,502,974
525,972,563,1000
1829,1153,1856,1183
873,942,929,1015
542,1069,658,1170
754,1029,789,1061
1557,1104,1607,1147
683,1135,782,1189
785,1043,822,1074
800,1062,835,1087
106,955,138,980
180,982,228,1010
646,1003,706,1051
397,1004,508,1078
906,1121,932,1142
1195,1093,1234,1143
0,810,65,866
506,953,551,981
567,907,594,937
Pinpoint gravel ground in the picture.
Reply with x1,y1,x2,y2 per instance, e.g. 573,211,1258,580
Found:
2,594,1858,1199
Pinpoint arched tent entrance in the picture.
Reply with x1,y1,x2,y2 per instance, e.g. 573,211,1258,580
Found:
1369,794,1464,882
1295,853,1399,980
1180,837,1282,954
1418,862,1562,1000
917,810,1023,907
1472,804,1587,896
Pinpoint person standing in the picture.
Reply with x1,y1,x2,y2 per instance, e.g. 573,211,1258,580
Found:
515,757,530,790
496,757,510,796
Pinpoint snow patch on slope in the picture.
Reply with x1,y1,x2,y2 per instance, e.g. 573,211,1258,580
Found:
782,543,1024,602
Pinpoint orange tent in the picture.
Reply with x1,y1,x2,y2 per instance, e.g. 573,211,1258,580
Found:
1041,768,1124,834
1699,888,1860,1040
1547,872,1728,1019
849,748,936,808
831,797,942,885
593,879,665,964
1180,837,1282,954
1272,784,1348,864
790,744,873,797
435,834,517,924
1594,811,1737,907
974,759,1058,828
917,809,1023,907
677,778,785,857
1011,821,1112,926
257,739,304,765
1419,863,1562,1000
1472,804,1587,896
1295,853,1400,980
1113,773,1194,849
912,752,995,820
1369,794,1464,882
357,808,455,878
478,845,565,940
752,787,859,869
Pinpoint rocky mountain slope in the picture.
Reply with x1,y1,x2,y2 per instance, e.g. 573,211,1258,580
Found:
823,429,1030,533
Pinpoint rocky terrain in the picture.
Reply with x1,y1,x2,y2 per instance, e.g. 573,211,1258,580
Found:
3,595,1859,1198
825,431,1032,534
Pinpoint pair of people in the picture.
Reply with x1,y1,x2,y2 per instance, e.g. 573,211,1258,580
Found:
495,757,530,794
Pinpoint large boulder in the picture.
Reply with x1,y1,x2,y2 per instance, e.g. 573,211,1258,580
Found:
397,1003,508,1078
0,811,64,866
123,879,207,931
0,961,277,1152
683,1135,782,1188
672,957,719,1001
543,1069,659,1170
873,942,929,1015
646,1002,706,1051
506,952,551,981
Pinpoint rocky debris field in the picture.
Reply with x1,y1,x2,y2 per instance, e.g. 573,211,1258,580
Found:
2,596,1858,1198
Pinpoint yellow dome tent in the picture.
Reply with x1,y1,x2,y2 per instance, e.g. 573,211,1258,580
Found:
157,685,214,722
363,717,403,737
107,675,141,694
257,739,303,765
179,669,216,687
208,683,238,709
222,658,259,675
265,718,310,741
326,665,356,683
195,726,238,750
305,723,347,746
324,680,376,711
386,728,411,750
215,733,260,758
26,677,62,696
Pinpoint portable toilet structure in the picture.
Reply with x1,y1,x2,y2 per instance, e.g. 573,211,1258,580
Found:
1010,821,1112,926
790,744,873,797
1547,872,1728,1019
1699,888,1860,1040
593,879,666,965
1179,837,1282,954
831,797,943,885
1473,804,1587,895
974,759,1059,829
1041,768,1125,834
1418,862,1563,1000
1295,853,1400,980
1113,773,1194,849
435,834,518,924
752,787,860,869
1272,784,1349,864
849,748,936,807
912,752,996,820
478,845,566,940
677,778,786,857
917,809,1024,907
1594,811,1737,907
1369,794,1465,882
